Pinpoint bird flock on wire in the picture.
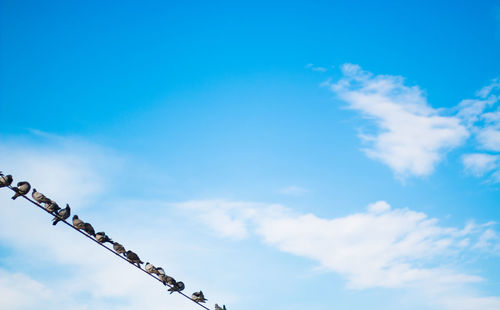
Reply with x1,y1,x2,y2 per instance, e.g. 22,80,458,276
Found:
0,171,228,310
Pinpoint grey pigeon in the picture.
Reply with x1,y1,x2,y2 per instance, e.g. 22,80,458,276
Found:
52,204,71,225
215,304,226,310
168,281,185,294
0,173,13,187
145,262,158,275
11,181,30,200
165,276,176,286
72,215,85,230
31,189,51,204
112,242,126,255
125,250,143,267
44,200,61,214
83,222,96,237
95,232,113,244
192,291,207,303
155,267,168,285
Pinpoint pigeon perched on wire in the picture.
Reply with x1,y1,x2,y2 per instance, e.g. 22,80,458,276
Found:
125,250,143,267
168,281,185,294
145,262,159,275
44,200,61,214
52,204,71,225
215,304,227,310
155,267,169,285
95,232,113,244
72,215,85,230
112,242,126,255
11,181,30,200
83,222,96,237
31,189,51,204
0,173,13,188
191,291,207,303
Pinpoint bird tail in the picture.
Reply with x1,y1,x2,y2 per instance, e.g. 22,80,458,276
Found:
11,191,20,200
52,218,60,226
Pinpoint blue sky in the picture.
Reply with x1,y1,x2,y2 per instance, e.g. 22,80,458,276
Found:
1,1,500,310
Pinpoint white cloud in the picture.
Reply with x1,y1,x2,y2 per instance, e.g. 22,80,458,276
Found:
462,153,499,177
176,199,500,309
279,185,309,196
328,64,469,178
306,63,328,72
477,128,500,151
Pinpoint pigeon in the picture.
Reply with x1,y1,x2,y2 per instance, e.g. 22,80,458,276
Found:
155,267,168,285
192,291,207,303
165,276,176,286
31,189,51,204
112,242,126,255
11,181,30,200
168,281,185,294
145,262,159,275
0,173,13,187
52,204,71,225
44,200,61,213
83,222,96,237
125,250,143,267
215,304,227,310
72,215,85,230
95,232,113,244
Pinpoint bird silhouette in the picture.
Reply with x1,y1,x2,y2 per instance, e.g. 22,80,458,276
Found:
44,200,61,214
191,291,207,303
31,189,51,204
0,173,13,188
95,232,113,244
72,215,85,230
215,304,227,310
125,250,143,267
168,281,185,294
11,181,30,200
83,222,96,237
112,242,126,255
52,204,71,225
145,262,159,275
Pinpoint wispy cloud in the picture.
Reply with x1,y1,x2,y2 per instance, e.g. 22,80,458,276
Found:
306,63,328,72
175,199,500,309
462,153,499,177
279,185,309,196
327,64,469,178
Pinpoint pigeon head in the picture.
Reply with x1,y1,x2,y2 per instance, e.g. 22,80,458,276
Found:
73,215,79,220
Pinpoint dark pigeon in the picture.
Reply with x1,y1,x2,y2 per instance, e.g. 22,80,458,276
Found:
112,242,126,255
11,181,30,200
95,232,113,244
191,291,207,303
83,222,96,237
44,200,61,214
168,281,185,294
125,250,143,267
52,204,71,225
0,173,13,188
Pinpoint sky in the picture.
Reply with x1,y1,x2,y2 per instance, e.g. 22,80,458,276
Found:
1,1,500,309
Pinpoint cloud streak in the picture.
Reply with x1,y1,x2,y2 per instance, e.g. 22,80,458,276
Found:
175,199,500,310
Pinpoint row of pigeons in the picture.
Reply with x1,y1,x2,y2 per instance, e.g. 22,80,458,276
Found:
0,172,227,310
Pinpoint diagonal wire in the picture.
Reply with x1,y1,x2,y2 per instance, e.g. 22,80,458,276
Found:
2,185,212,310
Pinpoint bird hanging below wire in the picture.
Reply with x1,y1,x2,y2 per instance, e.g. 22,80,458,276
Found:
215,304,227,310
